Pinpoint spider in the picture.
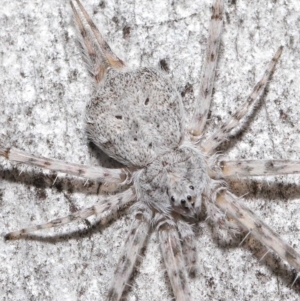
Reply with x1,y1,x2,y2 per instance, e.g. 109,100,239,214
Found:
1,0,300,300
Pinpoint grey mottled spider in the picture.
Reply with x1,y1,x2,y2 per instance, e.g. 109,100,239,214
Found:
1,0,300,300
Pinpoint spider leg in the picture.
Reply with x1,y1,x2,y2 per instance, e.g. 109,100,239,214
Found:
70,0,124,83
157,216,192,301
177,220,197,277
5,188,135,239
188,0,224,137
0,147,128,184
221,159,300,178
106,204,152,301
201,46,283,154
216,190,300,270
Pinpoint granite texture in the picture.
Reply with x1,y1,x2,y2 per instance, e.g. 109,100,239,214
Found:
1,0,300,300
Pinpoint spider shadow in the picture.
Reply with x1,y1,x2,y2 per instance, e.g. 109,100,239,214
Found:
0,165,100,196
228,177,300,203
87,141,125,169
245,237,300,293
6,204,153,301
1,141,132,244
3,138,300,295
7,204,131,244
0,141,127,198
200,176,300,294
213,223,300,292
236,178,300,291
201,219,300,295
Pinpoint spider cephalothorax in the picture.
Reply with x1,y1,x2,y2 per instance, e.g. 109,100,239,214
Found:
135,144,211,218
2,0,300,300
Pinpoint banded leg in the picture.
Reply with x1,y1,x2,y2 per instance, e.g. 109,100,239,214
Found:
0,147,127,184
5,188,135,239
157,217,192,301
216,191,300,270
71,0,124,83
220,159,300,178
177,220,197,277
189,0,224,137
106,204,152,301
201,46,283,154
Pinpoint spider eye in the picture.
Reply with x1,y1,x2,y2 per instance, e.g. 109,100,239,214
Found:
187,195,192,201
171,196,175,202
189,185,194,190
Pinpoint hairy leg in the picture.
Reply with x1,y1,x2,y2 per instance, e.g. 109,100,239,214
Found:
71,0,124,83
201,46,283,154
189,0,224,137
220,159,300,178
0,147,128,184
176,219,197,277
216,190,300,271
5,187,135,239
106,204,152,301
157,216,192,301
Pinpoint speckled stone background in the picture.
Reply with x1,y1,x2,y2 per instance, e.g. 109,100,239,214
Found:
1,0,300,300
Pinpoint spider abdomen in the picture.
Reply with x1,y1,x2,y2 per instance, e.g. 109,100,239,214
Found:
86,68,185,167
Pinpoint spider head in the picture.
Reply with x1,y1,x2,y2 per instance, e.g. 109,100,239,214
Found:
167,178,199,217
136,145,209,218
